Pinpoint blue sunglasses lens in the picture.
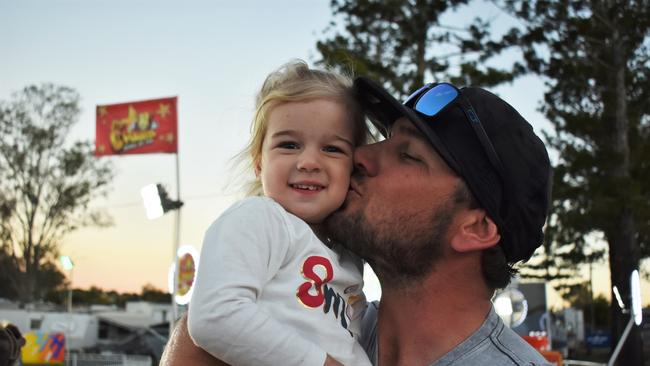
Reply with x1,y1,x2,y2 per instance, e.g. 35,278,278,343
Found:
414,84,459,117
404,85,429,105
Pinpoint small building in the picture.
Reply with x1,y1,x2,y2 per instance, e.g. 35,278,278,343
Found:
0,301,171,364
0,309,99,350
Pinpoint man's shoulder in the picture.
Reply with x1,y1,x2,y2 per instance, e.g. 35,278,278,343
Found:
464,311,552,366
485,324,553,366
359,301,379,363
359,303,552,366
436,308,552,366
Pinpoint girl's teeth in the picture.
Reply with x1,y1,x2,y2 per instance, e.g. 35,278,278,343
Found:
294,184,321,190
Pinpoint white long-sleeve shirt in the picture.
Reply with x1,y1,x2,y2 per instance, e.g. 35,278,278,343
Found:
188,197,370,366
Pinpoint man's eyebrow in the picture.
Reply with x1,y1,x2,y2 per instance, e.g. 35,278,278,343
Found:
392,122,430,145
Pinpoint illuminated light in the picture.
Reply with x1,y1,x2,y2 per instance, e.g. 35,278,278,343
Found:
613,286,625,309
59,256,74,270
631,270,642,326
167,264,174,295
516,297,529,328
168,245,199,305
494,296,513,317
493,289,528,328
141,184,163,220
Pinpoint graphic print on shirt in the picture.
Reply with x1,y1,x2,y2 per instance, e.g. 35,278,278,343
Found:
296,255,355,335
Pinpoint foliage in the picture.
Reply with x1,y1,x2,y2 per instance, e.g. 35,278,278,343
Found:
0,84,114,304
140,283,173,303
44,284,171,308
317,0,649,362
0,248,19,299
317,0,493,99
466,5,649,361
563,284,611,332
317,0,649,278
1,247,66,302
462,0,650,277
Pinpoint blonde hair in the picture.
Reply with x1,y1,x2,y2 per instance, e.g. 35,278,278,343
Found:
241,60,368,196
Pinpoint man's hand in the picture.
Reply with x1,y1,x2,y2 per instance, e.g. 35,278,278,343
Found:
160,314,229,366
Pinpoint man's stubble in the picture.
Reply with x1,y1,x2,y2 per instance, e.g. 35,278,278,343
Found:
324,198,456,290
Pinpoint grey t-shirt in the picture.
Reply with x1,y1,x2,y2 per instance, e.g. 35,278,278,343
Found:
360,301,553,366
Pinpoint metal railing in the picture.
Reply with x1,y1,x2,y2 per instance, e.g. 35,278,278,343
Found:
563,360,607,366
64,353,152,366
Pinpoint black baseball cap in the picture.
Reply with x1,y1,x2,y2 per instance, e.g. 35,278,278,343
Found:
354,77,552,263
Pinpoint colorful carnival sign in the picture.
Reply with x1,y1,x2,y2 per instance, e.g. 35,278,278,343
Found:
168,245,199,305
21,331,65,364
95,97,177,156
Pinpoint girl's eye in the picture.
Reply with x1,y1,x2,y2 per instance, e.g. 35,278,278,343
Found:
323,145,345,154
277,141,299,149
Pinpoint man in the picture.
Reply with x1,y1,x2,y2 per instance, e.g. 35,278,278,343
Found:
326,78,552,365
161,77,553,366
0,322,25,366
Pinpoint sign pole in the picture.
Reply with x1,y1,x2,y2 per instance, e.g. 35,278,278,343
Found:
607,317,634,366
170,151,181,337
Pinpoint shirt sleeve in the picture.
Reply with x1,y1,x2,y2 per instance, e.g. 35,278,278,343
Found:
187,198,326,366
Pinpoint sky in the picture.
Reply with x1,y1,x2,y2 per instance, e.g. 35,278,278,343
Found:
1,0,645,307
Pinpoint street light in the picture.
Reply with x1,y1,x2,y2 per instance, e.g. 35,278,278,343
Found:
141,183,183,220
608,269,644,366
59,256,74,312
141,182,184,335
631,270,642,326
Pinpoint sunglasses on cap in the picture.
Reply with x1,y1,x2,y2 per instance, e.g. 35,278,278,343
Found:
404,82,505,177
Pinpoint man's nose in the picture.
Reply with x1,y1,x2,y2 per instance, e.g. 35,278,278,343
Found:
297,148,321,172
353,143,379,177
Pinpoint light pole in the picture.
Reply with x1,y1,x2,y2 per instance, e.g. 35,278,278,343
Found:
59,256,74,312
608,270,643,366
141,183,183,336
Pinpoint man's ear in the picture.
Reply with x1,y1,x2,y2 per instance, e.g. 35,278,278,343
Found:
450,209,500,253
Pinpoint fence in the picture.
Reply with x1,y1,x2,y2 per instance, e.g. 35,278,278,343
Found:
64,353,152,366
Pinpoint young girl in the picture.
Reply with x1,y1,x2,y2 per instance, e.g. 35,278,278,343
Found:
188,60,372,366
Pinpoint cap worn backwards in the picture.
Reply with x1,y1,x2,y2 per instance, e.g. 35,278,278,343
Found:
354,77,552,263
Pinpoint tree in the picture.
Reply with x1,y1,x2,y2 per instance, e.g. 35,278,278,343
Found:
563,283,611,333
316,0,573,284
140,283,172,303
317,0,497,99
0,84,114,305
317,0,649,364
461,1,649,363
0,248,20,299
44,284,172,307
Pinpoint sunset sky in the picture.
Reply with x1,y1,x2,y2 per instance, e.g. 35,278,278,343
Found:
2,0,646,306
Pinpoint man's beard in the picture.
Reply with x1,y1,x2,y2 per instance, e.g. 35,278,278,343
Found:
324,201,455,290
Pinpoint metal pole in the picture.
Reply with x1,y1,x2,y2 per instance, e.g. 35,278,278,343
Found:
170,151,181,337
589,262,595,331
607,317,634,366
544,311,553,352
67,267,73,313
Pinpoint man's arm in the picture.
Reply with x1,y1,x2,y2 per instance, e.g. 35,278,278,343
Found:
160,314,229,366
160,314,343,366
